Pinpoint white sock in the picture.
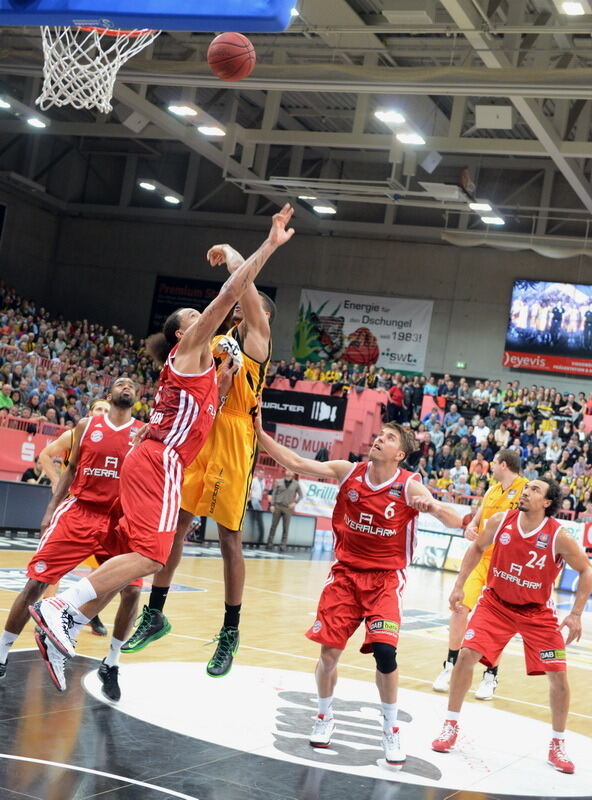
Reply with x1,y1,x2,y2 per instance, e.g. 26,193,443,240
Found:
552,729,565,740
58,577,97,609
318,696,333,718
381,702,398,732
0,631,18,664
446,711,460,722
105,637,123,668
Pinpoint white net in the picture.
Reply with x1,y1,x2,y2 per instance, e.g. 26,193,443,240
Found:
36,26,160,115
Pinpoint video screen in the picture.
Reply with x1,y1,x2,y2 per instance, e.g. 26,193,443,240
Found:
503,279,592,375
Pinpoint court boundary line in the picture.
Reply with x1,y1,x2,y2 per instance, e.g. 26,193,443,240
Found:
168,633,592,721
0,754,200,800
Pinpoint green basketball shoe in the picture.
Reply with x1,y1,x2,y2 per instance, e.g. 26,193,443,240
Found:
121,605,171,654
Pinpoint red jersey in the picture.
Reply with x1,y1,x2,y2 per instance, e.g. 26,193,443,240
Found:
332,462,420,571
147,344,218,466
488,508,564,606
69,415,144,507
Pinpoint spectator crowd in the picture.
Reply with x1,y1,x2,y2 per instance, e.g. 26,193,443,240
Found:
2,280,592,519
0,280,158,430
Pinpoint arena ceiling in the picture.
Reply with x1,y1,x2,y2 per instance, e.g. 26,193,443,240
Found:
1,0,592,252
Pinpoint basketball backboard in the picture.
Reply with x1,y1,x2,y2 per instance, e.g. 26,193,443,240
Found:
0,0,294,31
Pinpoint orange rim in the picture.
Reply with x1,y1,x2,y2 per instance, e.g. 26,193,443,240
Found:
76,26,157,38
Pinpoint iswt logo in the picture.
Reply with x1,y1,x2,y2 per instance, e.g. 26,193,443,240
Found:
311,401,337,424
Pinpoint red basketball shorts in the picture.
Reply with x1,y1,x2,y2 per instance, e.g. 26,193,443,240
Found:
462,588,567,676
27,496,142,587
111,440,182,566
306,562,406,653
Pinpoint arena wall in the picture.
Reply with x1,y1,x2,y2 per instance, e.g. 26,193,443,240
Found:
1,189,589,391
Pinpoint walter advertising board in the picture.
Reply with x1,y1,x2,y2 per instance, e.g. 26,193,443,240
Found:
292,289,433,372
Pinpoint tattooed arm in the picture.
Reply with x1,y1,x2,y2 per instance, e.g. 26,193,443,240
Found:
175,204,294,373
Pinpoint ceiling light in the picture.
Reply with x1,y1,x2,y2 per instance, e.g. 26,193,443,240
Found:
313,204,337,215
164,195,182,205
0,99,11,109
561,2,586,14
139,181,156,191
396,132,426,145
27,118,46,128
197,125,225,137
168,104,198,117
375,110,406,125
290,6,299,16
298,194,317,200
481,215,505,225
469,201,493,212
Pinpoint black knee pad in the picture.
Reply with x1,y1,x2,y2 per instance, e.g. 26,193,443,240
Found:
372,642,397,674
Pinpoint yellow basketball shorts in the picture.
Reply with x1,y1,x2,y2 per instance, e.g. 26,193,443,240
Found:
180,408,257,531
461,551,492,611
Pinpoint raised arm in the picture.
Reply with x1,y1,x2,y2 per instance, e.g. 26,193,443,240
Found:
39,418,89,533
38,429,74,491
174,205,294,374
448,511,505,611
555,529,592,644
407,479,465,530
207,244,270,362
254,412,351,482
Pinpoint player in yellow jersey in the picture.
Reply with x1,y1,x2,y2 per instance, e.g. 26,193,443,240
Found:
433,448,527,699
122,243,274,678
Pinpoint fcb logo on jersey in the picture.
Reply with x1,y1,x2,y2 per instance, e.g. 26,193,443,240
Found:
389,483,403,498
347,489,359,503
464,628,475,640
499,532,511,545
312,619,322,634
34,561,47,574
90,430,104,443
508,490,517,498
535,532,549,550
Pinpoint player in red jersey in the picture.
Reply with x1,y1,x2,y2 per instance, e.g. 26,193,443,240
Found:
30,204,296,672
432,478,592,774
255,417,464,767
0,377,143,697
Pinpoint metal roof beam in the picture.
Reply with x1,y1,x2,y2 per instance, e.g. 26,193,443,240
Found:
440,0,592,213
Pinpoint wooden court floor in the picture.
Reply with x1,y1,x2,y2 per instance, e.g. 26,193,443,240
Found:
0,543,591,800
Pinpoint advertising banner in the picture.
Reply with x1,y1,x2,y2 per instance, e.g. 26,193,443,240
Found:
273,425,342,459
503,279,592,376
262,389,346,430
0,428,57,481
295,479,340,518
292,289,433,372
148,275,276,335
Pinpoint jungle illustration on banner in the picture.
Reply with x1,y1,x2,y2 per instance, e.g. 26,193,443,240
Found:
292,289,433,372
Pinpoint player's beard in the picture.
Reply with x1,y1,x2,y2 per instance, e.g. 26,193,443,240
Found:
112,395,134,409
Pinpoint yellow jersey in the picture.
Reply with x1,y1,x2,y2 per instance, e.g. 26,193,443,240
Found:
213,326,270,416
478,474,528,556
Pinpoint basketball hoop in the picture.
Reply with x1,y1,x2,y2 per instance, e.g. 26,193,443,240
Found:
36,25,160,114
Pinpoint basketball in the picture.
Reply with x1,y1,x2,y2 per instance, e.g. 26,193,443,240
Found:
207,32,256,82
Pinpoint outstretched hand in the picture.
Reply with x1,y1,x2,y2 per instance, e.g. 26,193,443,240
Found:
207,244,244,274
253,400,264,436
268,203,296,247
